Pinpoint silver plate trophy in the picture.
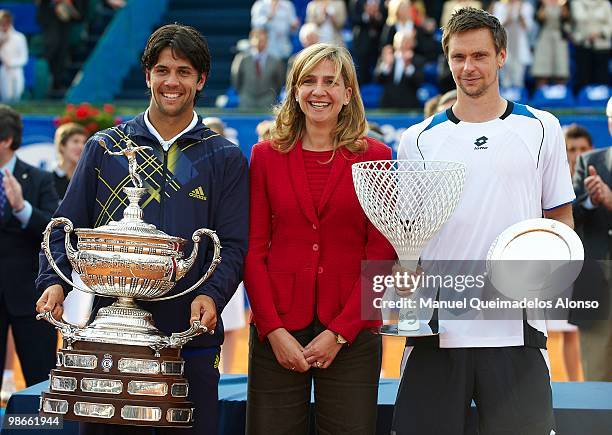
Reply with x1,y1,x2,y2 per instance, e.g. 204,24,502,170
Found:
37,138,222,427
486,218,584,300
352,160,466,336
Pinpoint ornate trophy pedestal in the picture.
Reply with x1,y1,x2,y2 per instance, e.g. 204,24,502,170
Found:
40,340,193,427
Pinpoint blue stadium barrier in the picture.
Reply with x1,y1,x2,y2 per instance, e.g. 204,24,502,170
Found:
577,85,610,108
530,84,575,109
17,114,610,172
1,3,40,34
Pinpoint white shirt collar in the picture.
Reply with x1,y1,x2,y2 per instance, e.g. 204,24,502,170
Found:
144,109,199,151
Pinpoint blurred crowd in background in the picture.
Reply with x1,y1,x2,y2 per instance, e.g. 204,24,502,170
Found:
0,0,611,409
0,0,610,107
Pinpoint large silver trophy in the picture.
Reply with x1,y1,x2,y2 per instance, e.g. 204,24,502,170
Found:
36,138,221,427
352,160,465,335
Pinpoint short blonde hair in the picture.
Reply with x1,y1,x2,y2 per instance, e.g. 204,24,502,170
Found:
54,123,86,159
272,43,367,153
256,119,274,141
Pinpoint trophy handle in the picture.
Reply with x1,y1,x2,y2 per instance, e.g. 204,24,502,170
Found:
42,217,97,296
151,228,222,302
35,311,81,350
169,320,209,347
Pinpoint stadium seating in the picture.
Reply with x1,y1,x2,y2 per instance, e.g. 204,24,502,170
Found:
530,84,575,109
500,86,529,104
577,85,611,108
417,83,439,105
360,83,383,109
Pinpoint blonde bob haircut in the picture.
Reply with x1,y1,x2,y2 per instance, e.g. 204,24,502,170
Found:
271,43,368,154
54,122,87,162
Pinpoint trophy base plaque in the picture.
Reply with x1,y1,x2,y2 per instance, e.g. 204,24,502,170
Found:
40,340,194,427
379,324,444,337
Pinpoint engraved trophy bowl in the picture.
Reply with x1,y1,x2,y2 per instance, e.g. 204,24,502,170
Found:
352,160,466,336
37,138,222,427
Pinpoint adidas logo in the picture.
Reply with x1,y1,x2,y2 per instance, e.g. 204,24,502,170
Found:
189,186,207,200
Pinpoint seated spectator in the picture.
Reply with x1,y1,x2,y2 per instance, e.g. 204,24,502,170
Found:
251,0,299,60
52,122,87,199
531,0,570,88
375,30,425,109
306,0,347,45
423,88,458,117
288,23,320,73
380,0,440,63
231,28,285,110
350,0,387,84
565,123,593,176
0,11,28,103
570,0,612,93
492,0,534,89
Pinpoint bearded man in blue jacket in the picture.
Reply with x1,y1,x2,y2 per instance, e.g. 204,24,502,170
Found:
35,24,249,435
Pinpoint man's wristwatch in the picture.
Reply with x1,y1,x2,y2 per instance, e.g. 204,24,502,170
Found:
335,333,348,345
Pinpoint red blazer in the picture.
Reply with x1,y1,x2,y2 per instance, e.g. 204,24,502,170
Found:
244,137,396,343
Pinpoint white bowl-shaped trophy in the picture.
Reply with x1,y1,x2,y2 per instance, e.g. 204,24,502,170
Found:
352,160,466,335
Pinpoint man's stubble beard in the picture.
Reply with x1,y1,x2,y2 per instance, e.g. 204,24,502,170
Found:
457,69,499,99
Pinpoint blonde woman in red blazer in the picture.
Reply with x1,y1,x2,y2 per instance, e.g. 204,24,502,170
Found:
244,43,396,435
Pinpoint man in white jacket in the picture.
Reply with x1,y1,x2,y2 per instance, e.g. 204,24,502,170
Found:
0,10,28,103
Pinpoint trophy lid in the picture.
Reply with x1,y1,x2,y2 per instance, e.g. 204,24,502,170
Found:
75,220,186,245
74,186,187,247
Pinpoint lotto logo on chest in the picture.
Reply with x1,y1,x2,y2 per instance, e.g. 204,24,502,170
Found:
473,136,489,150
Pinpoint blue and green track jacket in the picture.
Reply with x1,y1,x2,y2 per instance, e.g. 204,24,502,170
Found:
36,113,249,348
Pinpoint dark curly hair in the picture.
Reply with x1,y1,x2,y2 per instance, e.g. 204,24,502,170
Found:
141,23,211,104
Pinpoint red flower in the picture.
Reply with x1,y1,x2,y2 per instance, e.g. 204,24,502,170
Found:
53,118,61,127
114,117,122,125
66,104,75,113
75,105,89,119
103,104,114,114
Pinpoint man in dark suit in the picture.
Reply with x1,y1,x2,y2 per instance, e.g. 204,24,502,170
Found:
231,27,285,110
375,29,425,109
351,0,386,84
0,105,58,390
570,98,612,380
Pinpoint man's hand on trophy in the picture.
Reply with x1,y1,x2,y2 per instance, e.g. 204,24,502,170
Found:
36,284,65,320
392,263,424,297
190,295,217,335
